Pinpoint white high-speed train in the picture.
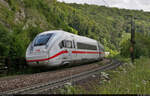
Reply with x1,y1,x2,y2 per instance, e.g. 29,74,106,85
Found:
26,30,105,67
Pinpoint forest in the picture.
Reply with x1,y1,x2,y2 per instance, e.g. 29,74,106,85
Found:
0,0,150,66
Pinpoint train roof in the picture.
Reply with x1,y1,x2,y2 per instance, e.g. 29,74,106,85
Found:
38,30,64,35
38,30,98,43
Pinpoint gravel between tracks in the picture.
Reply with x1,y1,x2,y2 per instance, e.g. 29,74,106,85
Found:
0,59,109,92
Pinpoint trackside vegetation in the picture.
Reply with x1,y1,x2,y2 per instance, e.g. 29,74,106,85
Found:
0,0,149,82
0,0,150,60
60,58,150,94
0,0,150,94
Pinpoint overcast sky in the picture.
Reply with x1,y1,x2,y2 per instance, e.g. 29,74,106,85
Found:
57,0,150,12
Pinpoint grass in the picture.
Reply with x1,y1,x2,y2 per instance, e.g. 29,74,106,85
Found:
96,57,150,94
60,57,150,94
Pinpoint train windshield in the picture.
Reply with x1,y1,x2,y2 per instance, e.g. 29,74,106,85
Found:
34,33,53,46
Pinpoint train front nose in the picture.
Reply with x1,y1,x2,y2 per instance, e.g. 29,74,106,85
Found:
26,47,50,67
26,33,54,67
26,59,50,67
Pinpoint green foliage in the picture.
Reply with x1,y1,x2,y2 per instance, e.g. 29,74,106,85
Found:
120,33,150,58
107,49,119,58
120,33,131,57
60,85,85,94
96,58,150,94
27,26,43,41
6,0,19,11
63,26,78,34
0,24,10,56
59,58,150,94
0,0,150,72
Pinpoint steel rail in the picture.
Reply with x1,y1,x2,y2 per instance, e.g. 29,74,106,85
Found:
0,59,123,94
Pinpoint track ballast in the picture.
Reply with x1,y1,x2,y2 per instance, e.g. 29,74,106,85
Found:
0,59,123,94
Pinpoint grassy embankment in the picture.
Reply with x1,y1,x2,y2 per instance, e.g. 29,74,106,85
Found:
60,57,150,94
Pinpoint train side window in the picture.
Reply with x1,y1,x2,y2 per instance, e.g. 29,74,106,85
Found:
77,42,97,50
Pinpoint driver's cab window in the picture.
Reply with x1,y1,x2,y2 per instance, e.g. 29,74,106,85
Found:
59,40,65,49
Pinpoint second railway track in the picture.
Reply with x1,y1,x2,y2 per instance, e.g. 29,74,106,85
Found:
0,59,123,94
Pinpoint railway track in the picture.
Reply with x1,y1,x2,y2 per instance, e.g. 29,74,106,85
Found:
0,59,123,94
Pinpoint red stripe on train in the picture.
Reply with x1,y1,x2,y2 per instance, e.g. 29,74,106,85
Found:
26,50,104,62
26,50,68,62
72,51,104,54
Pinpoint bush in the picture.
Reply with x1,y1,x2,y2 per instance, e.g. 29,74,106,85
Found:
0,24,10,56
120,33,150,58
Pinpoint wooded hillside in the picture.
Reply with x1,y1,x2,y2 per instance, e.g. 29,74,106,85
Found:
0,0,150,59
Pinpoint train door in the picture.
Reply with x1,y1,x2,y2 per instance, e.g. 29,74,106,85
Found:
59,35,76,64
97,42,104,59
97,42,101,58
71,35,77,61
64,35,74,61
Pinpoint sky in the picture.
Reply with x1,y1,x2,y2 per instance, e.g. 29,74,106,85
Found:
57,0,150,12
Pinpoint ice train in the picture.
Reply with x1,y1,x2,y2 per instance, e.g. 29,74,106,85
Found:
26,30,105,67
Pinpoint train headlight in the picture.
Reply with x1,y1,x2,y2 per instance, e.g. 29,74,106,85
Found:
43,49,47,52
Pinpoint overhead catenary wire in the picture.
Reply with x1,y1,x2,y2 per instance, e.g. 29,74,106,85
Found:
102,0,109,7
